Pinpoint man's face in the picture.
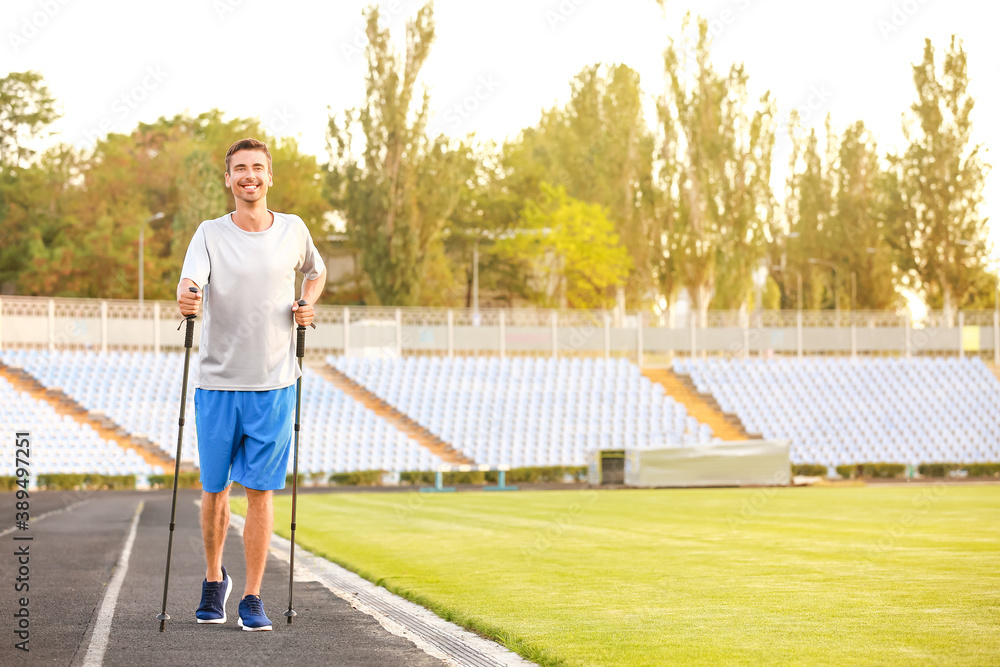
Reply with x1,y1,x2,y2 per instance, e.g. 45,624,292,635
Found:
225,149,272,203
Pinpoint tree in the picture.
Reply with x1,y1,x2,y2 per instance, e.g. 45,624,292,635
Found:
10,111,330,298
494,183,631,310
828,121,898,310
782,116,899,311
326,2,471,306
660,16,776,323
501,64,656,307
442,143,533,308
781,114,834,309
0,71,59,174
893,36,989,324
0,71,60,292
0,146,80,292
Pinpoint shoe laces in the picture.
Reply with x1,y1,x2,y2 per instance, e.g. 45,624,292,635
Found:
243,595,264,616
200,579,222,607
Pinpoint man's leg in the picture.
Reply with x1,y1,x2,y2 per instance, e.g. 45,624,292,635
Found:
243,487,273,597
202,487,231,581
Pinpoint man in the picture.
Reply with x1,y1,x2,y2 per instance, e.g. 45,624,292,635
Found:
176,138,326,631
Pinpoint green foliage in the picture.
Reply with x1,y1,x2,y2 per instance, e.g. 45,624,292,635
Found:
892,37,989,324
0,71,62,290
782,117,899,310
792,464,828,477
36,474,136,490
329,470,384,486
398,466,587,486
966,463,1000,478
501,64,656,307
835,463,907,479
506,466,587,483
494,183,631,309
660,16,776,321
326,2,473,306
3,109,330,299
0,71,59,173
2,35,995,315
148,472,201,489
442,145,535,308
918,462,1000,478
0,477,21,491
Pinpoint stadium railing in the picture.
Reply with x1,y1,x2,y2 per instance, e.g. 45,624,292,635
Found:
1,296,998,362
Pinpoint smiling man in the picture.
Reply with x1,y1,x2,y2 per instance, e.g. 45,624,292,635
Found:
176,138,326,631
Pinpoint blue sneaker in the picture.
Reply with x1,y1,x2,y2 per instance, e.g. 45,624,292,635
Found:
196,566,232,624
237,595,272,631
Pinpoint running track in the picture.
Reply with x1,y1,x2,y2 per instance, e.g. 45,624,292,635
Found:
0,490,529,666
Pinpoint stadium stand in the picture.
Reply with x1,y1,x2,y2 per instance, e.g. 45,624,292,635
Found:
9,346,995,480
329,355,716,467
0,375,160,477
2,349,199,463
0,350,442,475
674,356,1000,469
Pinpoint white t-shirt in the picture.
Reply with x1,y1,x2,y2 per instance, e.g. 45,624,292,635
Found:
179,211,325,391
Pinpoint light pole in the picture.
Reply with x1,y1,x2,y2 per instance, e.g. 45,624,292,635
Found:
771,266,802,314
808,258,840,323
772,265,804,358
140,212,165,308
472,237,479,315
851,271,857,314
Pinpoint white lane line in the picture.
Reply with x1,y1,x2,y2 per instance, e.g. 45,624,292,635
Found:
82,501,144,667
0,499,89,537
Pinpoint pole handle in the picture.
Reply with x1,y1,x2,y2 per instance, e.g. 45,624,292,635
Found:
179,286,199,346
296,298,317,331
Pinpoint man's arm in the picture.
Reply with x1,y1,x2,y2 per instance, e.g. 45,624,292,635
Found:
177,278,202,317
292,266,327,327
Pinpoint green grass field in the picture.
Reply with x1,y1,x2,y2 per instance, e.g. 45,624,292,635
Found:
253,485,999,665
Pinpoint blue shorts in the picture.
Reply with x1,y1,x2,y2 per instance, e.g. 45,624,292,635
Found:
194,386,296,493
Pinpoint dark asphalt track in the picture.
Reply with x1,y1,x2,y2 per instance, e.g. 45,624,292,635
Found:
0,490,443,667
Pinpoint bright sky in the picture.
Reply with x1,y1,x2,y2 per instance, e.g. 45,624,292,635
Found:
4,0,998,255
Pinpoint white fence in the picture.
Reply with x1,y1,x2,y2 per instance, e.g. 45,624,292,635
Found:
1,296,998,362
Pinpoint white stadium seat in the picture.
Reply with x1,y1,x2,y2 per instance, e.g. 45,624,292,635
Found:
674,356,1000,469
329,355,707,468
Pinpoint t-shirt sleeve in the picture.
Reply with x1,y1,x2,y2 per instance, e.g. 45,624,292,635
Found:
179,223,211,289
297,218,326,281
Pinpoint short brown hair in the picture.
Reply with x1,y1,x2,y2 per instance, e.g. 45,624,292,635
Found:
225,138,272,173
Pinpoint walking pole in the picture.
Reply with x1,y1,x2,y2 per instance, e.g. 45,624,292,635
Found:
285,299,313,624
158,286,199,632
